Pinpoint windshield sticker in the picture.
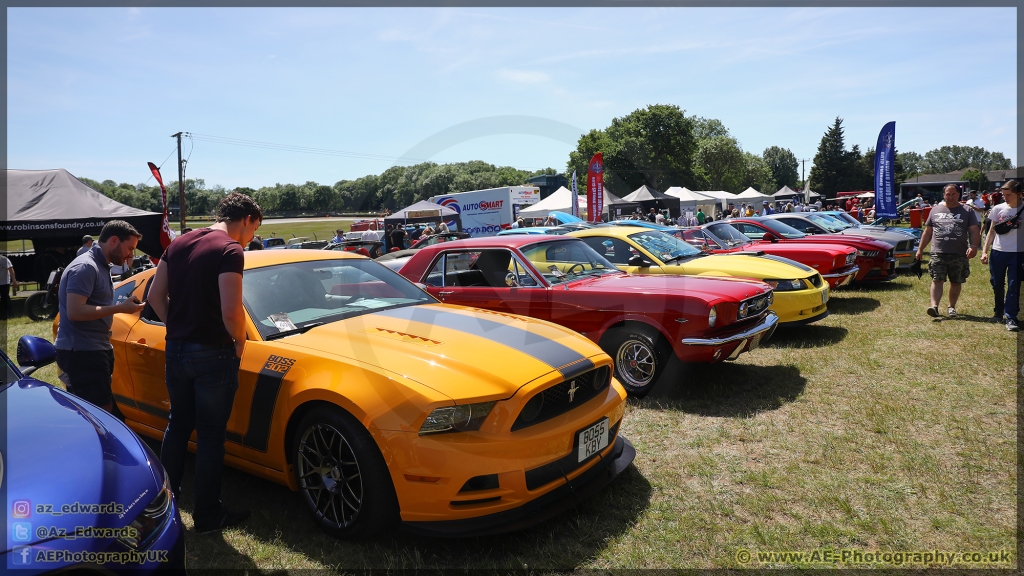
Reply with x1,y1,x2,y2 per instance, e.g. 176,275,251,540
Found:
268,313,297,331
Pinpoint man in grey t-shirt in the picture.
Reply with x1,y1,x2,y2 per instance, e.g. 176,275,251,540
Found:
916,184,981,319
54,220,144,413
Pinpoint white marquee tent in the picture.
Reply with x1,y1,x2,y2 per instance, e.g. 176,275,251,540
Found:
663,187,719,211
735,187,772,201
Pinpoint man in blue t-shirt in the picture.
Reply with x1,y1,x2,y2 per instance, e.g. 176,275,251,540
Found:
55,221,145,413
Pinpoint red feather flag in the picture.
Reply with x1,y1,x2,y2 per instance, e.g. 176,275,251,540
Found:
147,162,176,252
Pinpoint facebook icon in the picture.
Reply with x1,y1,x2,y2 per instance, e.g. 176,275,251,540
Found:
12,546,33,565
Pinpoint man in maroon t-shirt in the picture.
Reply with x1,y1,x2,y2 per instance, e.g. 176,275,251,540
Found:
148,192,262,534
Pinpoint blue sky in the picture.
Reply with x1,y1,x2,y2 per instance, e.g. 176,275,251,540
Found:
7,7,1018,190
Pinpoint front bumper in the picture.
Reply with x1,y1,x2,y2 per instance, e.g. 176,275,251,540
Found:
894,252,916,269
402,436,635,538
857,257,897,281
821,265,859,288
770,285,830,325
679,311,778,361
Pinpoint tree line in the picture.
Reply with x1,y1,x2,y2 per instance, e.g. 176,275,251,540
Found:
84,105,1014,215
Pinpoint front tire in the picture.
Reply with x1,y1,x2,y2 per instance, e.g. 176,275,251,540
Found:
604,326,671,398
292,407,399,539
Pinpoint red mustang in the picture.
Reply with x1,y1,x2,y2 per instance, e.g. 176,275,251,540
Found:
397,235,778,397
724,217,897,282
675,222,860,289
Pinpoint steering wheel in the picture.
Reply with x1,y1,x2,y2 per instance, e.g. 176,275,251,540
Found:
566,263,586,275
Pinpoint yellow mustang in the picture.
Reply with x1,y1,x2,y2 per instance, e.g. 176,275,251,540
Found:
59,250,633,538
569,226,830,326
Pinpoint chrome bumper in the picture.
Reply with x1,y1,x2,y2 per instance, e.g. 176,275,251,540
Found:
821,266,859,279
682,311,779,346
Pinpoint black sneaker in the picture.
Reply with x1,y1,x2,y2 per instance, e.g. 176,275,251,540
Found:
926,306,939,318
991,315,1005,324
194,508,250,534
1007,318,1019,332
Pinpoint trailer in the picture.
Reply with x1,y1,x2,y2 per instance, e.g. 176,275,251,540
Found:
429,186,540,237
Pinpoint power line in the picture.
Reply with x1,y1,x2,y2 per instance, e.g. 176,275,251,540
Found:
139,145,180,186
187,132,431,165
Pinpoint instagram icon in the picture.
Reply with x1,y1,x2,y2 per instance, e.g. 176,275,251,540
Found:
12,500,31,518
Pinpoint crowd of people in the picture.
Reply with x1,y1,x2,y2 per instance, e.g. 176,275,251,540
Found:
915,181,1023,331
54,192,263,535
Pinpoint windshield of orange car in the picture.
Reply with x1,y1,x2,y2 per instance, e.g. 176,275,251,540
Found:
706,223,752,247
520,239,618,284
242,258,436,340
627,230,702,262
756,218,806,239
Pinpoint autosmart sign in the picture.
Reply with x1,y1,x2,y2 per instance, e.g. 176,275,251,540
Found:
464,200,504,212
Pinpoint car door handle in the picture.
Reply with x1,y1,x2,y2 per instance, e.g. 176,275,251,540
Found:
128,339,148,352
438,291,454,296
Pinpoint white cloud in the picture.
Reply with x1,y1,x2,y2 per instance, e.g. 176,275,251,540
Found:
496,69,550,84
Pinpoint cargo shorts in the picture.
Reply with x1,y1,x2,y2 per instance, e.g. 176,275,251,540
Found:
929,253,971,284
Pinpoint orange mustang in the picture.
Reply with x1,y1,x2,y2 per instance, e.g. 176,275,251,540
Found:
63,250,633,538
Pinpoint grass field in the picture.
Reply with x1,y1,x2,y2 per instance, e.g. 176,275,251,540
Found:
2,256,1017,570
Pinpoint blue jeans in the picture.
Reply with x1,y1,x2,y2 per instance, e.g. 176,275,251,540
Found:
989,250,1024,321
160,340,240,526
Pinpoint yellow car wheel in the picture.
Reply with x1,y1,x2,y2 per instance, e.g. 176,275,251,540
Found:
293,407,399,539
603,326,670,398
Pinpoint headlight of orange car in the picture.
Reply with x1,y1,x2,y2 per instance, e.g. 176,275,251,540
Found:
419,401,497,435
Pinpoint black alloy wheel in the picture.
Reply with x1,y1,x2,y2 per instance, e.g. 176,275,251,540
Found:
292,407,398,539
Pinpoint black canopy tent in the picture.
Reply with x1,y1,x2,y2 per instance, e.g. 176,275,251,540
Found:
383,200,462,231
4,169,166,283
620,185,681,218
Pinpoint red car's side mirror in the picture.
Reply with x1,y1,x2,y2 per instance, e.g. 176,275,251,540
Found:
762,232,778,243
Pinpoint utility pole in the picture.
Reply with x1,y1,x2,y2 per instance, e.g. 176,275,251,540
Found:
172,132,185,230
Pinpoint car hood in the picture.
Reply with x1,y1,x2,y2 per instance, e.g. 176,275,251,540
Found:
667,253,817,280
837,228,909,245
567,272,771,302
279,304,605,401
741,243,849,257
3,381,161,549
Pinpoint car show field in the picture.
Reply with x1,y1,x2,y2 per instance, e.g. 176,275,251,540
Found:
7,254,1015,570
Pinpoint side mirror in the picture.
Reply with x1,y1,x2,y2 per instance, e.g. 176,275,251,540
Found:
17,336,57,376
763,233,778,243
627,255,648,267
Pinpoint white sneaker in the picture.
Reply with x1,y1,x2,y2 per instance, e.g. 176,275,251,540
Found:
947,307,957,318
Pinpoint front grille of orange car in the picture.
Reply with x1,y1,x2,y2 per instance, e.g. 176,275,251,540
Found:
525,420,620,491
510,365,611,432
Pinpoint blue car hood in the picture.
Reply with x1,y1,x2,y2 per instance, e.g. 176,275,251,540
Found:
2,380,162,549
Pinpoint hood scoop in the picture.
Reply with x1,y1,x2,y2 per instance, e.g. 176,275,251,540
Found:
372,327,442,346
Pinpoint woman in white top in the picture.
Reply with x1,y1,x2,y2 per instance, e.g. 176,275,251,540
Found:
980,180,1024,331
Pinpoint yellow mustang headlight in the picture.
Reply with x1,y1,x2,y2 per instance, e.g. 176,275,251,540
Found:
764,279,806,291
420,401,497,435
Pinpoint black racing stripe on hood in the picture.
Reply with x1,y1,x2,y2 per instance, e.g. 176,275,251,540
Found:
375,306,590,375
760,253,814,273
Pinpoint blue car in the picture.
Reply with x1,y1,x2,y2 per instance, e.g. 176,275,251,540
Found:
3,336,185,574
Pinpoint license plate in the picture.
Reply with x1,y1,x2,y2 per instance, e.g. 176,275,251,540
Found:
577,418,609,463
